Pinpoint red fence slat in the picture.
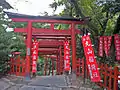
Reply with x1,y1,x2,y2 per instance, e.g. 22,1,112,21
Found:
76,58,120,90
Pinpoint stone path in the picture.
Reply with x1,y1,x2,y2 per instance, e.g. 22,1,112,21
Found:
0,75,100,90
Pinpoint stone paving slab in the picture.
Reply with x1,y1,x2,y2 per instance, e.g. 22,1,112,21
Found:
0,80,11,90
0,75,95,90
20,85,61,90
7,86,19,90
29,75,66,86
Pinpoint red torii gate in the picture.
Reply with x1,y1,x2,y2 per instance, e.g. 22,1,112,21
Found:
38,40,63,75
38,40,64,75
6,12,86,79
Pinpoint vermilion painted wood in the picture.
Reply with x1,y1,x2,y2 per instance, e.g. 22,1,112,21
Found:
48,64,51,75
42,55,64,59
77,59,119,90
71,23,76,72
10,58,14,74
25,40,64,47
59,46,63,74
38,48,59,51
25,22,32,79
39,52,58,55
56,54,59,75
39,40,63,47
9,56,25,76
52,60,54,75
44,57,48,76
14,28,80,35
31,36,71,40
10,16,83,78
16,56,20,76
38,49,58,55
14,28,71,36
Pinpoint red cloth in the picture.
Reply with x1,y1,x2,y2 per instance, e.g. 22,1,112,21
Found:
64,41,70,71
82,35,101,82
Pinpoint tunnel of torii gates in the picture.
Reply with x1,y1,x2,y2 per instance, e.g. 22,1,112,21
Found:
6,12,88,80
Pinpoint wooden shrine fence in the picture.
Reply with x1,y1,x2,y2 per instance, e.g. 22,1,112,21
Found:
8,56,120,90
76,58,120,90
8,56,26,76
8,56,62,76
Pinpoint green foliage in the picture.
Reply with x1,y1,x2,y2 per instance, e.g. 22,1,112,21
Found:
8,33,26,56
50,0,120,65
0,8,12,61
32,22,50,29
54,23,70,30
50,0,120,36
0,6,26,75
11,22,28,28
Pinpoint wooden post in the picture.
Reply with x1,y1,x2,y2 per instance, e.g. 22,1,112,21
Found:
22,59,25,76
16,55,20,76
48,58,51,75
52,60,54,76
113,67,119,90
108,66,112,89
25,21,32,80
44,57,47,76
13,58,15,75
56,54,59,75
71,23,76,72
59,45,62,74
104,64,107,87
57,53,60,75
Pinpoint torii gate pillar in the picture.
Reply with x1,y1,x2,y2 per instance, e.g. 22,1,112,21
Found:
71,23,76,73
25,21,32,80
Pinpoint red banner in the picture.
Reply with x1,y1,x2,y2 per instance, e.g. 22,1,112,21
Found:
82,35,101,82
114,34,120,60
64,40,70,71
104,36,108,56
98,36,112,57
98,36,104,57
107,36,112,56
32,39,39,73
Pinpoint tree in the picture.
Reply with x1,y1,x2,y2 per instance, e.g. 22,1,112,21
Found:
0,7,14,74
50,0,120,36
0,5,27,74
49,0,120,65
